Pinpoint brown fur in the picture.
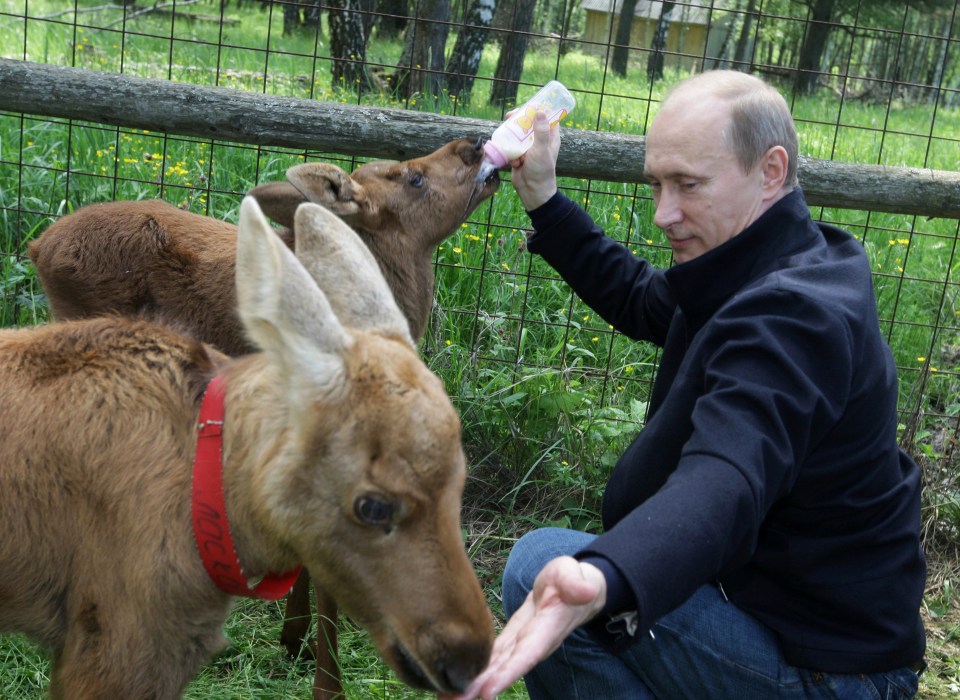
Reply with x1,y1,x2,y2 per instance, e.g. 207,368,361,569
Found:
29,137,500,348
0,199,493,699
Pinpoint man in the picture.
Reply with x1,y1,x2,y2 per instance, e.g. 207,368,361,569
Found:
454,70,926,699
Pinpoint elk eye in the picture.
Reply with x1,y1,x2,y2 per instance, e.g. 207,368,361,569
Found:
409,172,425,188
354,494,394,527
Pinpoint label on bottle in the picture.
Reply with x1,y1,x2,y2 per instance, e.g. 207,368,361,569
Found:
501,104,570,146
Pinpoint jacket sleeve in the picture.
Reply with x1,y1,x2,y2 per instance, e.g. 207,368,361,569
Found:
526,192,676,345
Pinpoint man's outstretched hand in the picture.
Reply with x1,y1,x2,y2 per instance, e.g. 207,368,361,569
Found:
442,556,607,700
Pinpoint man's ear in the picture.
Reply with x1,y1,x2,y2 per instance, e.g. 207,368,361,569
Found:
761,145,790,195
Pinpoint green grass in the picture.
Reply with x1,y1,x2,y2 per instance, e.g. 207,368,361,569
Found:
2,0,960,697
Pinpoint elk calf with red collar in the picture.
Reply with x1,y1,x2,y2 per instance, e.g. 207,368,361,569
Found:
0,197,493,699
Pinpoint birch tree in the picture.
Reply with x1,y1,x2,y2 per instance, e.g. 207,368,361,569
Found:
446,0,496,102
329,0,371,90
489,0,536,107
391,0,451,98
611,0,639,77
646,0,674,81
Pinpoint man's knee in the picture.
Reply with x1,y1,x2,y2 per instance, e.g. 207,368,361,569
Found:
502,528,596,616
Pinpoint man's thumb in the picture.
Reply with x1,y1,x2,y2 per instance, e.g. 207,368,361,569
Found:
533,111,551,133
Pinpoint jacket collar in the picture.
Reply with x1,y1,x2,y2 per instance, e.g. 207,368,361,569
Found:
664,188,821,328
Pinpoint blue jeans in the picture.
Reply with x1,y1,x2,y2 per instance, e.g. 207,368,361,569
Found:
502,528,920,700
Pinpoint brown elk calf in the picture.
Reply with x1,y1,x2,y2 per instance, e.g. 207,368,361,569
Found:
0,197,494,699
28,137,499,698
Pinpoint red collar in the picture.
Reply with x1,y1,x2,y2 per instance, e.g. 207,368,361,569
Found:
191,375,302,600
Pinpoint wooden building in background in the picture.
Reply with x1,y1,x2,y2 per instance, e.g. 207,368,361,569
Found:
579,0,740,71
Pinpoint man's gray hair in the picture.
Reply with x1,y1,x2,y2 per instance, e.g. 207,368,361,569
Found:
667,70,800,188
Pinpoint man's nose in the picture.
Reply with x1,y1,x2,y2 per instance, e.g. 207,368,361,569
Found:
653,189,682,230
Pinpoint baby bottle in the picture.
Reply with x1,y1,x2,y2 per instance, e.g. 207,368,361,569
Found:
480,80,576,174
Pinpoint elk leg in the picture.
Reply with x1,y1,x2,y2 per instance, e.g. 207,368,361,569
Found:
281,569,313,657
312,584,342,700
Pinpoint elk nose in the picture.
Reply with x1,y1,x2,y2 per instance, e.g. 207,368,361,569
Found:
438,656,485,694
432,630,492,693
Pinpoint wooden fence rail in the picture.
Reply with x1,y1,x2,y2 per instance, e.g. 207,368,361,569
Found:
1,58,958,219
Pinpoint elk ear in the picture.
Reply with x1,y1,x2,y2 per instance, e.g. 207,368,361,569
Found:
247,181,306,230
235,196,349,387
286,163,367,217
293,202,413,345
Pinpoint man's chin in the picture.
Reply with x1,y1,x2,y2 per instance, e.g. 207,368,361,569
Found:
670,245,700,264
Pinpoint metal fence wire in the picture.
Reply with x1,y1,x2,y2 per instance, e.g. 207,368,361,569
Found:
1,0,959,530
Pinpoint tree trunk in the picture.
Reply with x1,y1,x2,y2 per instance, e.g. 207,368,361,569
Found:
927,14,953,104
376,0,408,39
446,0,496,103
488,0,536,107
304,0,322,27
734,0,757,68
357,0,377,44
329,0,371,91
646,1,674,82
282,1,301,35
611,0,638,77
794,0,833,94
391,0,451,99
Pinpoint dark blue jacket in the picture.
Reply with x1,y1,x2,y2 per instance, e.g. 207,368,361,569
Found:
525,188,926,674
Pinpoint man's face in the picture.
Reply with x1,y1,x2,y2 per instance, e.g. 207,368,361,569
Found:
643,95,771,264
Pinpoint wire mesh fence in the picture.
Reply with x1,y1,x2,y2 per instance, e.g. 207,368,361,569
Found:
1,0,959,532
